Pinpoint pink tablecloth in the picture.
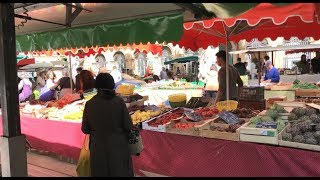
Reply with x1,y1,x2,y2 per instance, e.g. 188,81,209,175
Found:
1,116,320,176
0,116,85,160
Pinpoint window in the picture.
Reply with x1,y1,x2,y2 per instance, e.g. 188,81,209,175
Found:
135,52,147,77
161,46,172,68
113,51,126,73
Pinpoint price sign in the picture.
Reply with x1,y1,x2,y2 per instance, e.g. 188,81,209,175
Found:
218,111,240,125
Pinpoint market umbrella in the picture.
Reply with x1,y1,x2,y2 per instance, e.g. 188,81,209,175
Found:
173,3,320,100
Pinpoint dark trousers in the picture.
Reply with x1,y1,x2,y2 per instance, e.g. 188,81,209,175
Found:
205,91,217,100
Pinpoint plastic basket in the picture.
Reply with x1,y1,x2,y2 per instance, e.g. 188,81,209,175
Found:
216,100,238,112
116,84,135,96
169,100,186,108
197,81,205,87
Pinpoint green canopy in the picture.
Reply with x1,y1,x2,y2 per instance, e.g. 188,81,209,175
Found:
164,56,198,65
16,13,183,52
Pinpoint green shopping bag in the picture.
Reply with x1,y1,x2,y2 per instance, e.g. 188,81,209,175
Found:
76,135,91,177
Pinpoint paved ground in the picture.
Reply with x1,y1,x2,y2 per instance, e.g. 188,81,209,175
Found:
25,152,165,177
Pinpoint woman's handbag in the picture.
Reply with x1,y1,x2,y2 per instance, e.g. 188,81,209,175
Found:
76,134,91,177
128,129,144,156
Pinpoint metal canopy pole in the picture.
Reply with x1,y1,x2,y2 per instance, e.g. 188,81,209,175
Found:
0,3,27,177
226,36,230,101
69,54,73,94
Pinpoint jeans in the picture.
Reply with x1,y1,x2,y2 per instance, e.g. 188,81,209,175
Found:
205,91,217,100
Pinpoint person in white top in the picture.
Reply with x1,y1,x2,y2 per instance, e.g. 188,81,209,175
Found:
110,66,122,85
205,64,219,99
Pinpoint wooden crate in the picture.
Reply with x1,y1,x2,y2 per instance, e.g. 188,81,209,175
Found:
126,96,148,108
239,122,279,145
198,117,249,141
266,96,287,109
273,101,306,113
295,89,320,97
165,117,215,137
270,84,293,91
278,125,320,152
258,110,289,120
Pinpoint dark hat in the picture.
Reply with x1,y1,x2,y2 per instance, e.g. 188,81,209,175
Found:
95,73,115,90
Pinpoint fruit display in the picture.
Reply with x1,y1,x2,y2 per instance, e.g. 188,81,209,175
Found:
296,97,320,104
158,81,199,90
209,118,246,133
282,107,320,145
121,94,143,103
194,107,219,118
147,109,184,127
64,111,83,121
230,108,261,118
131,109,161,125
185,97,213,108
116,84,135,96
248,104,288,132
173,122,195,129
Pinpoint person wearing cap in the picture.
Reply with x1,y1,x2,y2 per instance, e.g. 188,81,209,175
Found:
263,60,280,83
81,73,134,177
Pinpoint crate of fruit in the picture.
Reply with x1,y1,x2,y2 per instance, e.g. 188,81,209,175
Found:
199,117,248,141
142,108,184,133
165,107,219,137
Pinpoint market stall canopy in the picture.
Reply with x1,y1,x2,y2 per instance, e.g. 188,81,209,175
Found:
17,58,35,67
164,56,198,65
19,61,68,71
174,3,320,51
16,13,183,52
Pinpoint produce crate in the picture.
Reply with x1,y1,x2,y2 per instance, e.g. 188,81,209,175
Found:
295,89,320,97
238,99,266,111
274,101,306,113
270,83,293,91
266,96,287,109
296,97,320,104
239,122,279,145
199,117,249,141
126,96,148,108
239,86,264,100
165,117,215,137
278,125,320,152
258,110,290,120
141,111,172,133
185,97,215,108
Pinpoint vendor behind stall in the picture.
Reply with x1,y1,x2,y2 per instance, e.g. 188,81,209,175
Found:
51,69,74,99
263,60,280,83
39,70,57,101
215,50,243,104
18,72,33,102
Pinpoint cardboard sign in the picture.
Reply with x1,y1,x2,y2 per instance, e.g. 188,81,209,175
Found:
218,111,240,125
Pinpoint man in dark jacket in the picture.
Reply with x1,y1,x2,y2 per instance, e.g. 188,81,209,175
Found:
75,67,83,92
234,58,246,76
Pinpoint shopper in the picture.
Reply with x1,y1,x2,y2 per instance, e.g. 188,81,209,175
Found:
263,60,280,83
81,73,134,177
205,64,219,99
214,50,243,104
110,66,122,86
160,67,167,80
39,70,57,101
79,70,95,95
311,52,320,74
51,69,74,99
166,69,174,80
296,54,310,74
18,72,33,102
35,71,46,91
234,58,246,76
75,67,83,93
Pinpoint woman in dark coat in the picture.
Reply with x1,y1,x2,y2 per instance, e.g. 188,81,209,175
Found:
81,73,134,177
